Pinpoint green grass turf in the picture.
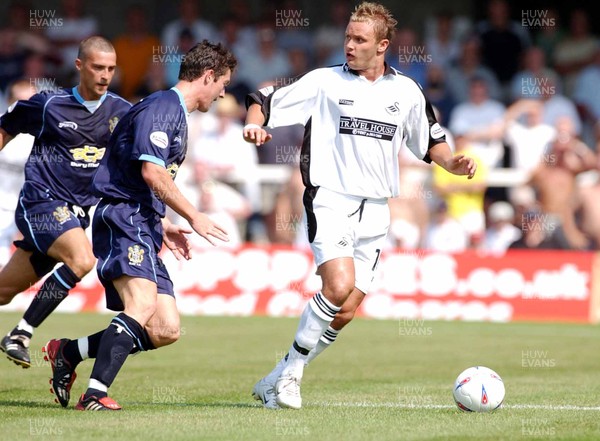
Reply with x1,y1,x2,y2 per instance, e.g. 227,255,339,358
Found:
0,312,599,440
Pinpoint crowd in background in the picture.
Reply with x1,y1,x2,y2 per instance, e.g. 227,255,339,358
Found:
1,0,600,265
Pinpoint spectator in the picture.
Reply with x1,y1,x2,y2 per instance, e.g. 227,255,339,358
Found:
112,5,160,101
432,134,488,246
539,78,582,135
534,8,564,66
476,0,530,99
508,207,571,250
45,0,98,76
572,47,600,146
424,200,468,252
164,27,196,87
314,0,350,66
446,35,502,103
425,10,462,69
578,153,600,249
274,0,315,62
529,116,597,249
216,14,253,103
482,201,521,253
424,64,455,126
509,46,561,102
236,24,291,91
0,79,36,267
387,27,427,87
448,76,505,168
553,9,599,97
160,0,218,49
503,99,556,178
131,59,168,104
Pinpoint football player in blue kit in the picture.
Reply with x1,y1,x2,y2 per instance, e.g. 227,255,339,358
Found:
45,40,237,411
0,36,131,368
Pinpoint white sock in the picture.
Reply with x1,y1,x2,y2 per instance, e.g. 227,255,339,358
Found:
77,337,89,360
306,326,339,365
88,378,108,393
281,292,340,378
265,356,287,385
16,319,34,335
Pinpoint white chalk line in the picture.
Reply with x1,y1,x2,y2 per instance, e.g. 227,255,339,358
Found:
315,402,600,411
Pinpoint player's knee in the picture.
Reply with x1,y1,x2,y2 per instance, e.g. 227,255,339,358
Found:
73,253,96,277
335,309,356,329
322,279,354,305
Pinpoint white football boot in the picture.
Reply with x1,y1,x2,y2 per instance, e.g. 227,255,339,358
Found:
275,374,302,409
252,377,280,409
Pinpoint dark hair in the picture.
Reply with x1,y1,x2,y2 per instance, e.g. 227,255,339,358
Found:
178,40,237,81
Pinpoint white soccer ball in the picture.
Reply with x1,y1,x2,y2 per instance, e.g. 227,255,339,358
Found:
452,366,505,412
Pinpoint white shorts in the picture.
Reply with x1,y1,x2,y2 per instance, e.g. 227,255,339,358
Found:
303,187,390,294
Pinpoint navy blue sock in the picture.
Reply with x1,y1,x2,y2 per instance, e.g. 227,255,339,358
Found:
21,265,80,328
86,313,145,397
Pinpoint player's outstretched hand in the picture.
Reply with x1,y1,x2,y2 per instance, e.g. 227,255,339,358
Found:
190,213,229,246
243,124,273,146
163,223,193,260
446,154,477,179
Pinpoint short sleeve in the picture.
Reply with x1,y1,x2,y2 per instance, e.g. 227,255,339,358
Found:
129,104,179,168
405,87,446,164
0,93,46,137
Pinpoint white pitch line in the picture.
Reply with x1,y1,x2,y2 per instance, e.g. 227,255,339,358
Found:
315,402,600,411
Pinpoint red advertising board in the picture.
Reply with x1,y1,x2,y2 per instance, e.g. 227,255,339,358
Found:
1,246,597,323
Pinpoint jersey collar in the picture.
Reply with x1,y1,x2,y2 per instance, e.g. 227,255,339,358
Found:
71,86,107,106
343,62,397,77
170,86,188,115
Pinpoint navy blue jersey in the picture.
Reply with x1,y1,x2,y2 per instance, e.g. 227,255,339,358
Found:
92,87,188,217
0,87,130,207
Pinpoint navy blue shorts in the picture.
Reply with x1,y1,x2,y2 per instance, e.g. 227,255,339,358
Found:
92,199,174,311
14,182,91,277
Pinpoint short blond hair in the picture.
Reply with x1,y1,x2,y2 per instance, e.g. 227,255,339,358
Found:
350,2,397,41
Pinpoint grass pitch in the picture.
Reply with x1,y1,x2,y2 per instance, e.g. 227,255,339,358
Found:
0,312,599,440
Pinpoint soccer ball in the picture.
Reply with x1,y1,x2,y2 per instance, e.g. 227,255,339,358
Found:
452,366,505,412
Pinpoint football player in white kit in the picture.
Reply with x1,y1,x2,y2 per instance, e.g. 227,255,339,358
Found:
243,1,477,409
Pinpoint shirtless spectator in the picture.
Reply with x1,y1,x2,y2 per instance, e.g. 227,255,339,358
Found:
529,117,597,249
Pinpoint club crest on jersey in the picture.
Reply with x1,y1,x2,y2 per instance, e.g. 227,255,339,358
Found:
108,116,120,133
53,206,71,224
385,102,401,115
128,245,145,266
58,121,78,130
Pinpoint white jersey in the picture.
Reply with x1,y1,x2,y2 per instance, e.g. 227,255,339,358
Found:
247,63,446,199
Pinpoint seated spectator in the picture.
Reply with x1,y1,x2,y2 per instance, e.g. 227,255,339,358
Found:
425,10,463,69
572,47,600,147
131,60,168,104
509,46,561,102
446,35,502,103
112,5,160,101
508,207,571,250
424,200,468,253
482,201,521,253
164,27,196,88
475,0,531,99
424,64,455,126
432,133,488,247
313,0,349,66
534,8,564,65
540,79,582,136
160,0,217,49
45,0,98,76
448,76,505,168
553,9,599,97
386,27,427,87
